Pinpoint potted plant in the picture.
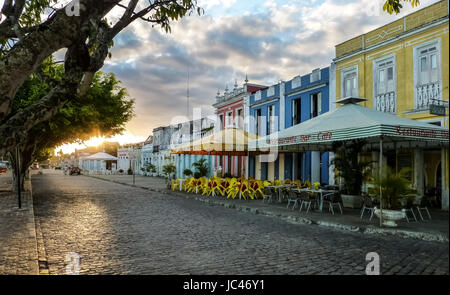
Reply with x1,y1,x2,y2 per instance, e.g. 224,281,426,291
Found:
145,163,155,177
332,140,372,209
162,162,176,188
192,158,209,178
118,169,124,174
372,167,415,227
183,169,193,178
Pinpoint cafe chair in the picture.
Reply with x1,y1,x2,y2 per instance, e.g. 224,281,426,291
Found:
323,192,343,215
286,190,300,210
360,194,375,220
416,197,432,221
403,199,418,222
299,191,315,214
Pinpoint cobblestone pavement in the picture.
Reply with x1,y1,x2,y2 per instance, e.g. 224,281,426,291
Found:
32,171,449,275
0,173,39,275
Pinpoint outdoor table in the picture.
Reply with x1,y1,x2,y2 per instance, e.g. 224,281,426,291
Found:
267,185,294,202
297,188,336,212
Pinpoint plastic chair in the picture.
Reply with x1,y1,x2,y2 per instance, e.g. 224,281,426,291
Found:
360,195,375,220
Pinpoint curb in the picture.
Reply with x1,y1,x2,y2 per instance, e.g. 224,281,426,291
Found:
86,175,449,243
23,179,40,275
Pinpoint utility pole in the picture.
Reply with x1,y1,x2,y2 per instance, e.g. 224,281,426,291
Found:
187,65,190,118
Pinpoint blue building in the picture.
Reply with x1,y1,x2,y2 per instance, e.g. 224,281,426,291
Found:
246,67,330,184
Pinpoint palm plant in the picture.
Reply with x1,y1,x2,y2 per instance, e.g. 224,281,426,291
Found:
332,140,373,195
192,158,209,178
371,167,416,210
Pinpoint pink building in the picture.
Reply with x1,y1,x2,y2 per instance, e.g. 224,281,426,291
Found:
213,79,266,177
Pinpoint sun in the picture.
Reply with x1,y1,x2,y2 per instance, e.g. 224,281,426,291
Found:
55,132,147,155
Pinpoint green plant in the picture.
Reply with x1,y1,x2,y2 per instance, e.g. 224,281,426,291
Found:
162,162,176,179
192,158,209,178
332,140,373,196
223,172,233,178
119,169,124,174
193,172,202,179
146,163,156,173
183,169,193,177
127,167,133,175
372,167,416,210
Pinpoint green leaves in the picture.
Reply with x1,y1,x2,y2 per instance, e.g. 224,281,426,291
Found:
383,0,420,15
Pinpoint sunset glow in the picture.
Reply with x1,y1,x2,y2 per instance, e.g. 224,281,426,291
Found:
55,132,147,155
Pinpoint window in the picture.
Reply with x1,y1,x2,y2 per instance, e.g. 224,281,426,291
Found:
414,40,441,109
267,105,276,135
292,98,301,126
374,56,396,113
418,46,439,86
236,109,243,129
226,111,233,127
219,114,224,130
310,92,321,118
255,109,262,136
342,67,358,98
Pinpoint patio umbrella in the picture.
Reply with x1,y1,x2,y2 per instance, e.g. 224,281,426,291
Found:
85,152,118,161
170,127,262,156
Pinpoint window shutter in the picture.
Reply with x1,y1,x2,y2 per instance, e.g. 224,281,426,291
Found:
318,92,322,115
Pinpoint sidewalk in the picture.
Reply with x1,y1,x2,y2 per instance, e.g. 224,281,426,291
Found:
90,173,449,243
0,172,39,275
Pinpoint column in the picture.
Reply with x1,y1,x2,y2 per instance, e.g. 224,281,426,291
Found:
292,153,298,180
311,151,321,183
414,149,424,196
442,147,449,211
278,153,285,180
328,152,335,185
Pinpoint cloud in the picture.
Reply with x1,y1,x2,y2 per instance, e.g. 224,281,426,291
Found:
100,0,441,139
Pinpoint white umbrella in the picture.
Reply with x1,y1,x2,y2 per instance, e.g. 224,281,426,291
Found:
84,152,118,161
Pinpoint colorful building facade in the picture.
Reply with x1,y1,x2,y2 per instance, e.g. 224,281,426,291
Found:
333,0,449,209
213,79,266,177
247,67,330,183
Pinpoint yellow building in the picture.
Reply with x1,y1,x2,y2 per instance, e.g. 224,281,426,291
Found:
332,0,449,210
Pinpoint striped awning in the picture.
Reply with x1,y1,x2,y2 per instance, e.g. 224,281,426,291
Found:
250,102,449,151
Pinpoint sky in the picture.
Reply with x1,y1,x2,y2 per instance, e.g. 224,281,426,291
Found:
2,0,440,153
100,0,439,140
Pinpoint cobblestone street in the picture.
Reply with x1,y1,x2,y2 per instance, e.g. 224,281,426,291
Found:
31,171,449,275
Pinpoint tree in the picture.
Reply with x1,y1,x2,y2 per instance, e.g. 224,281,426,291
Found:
383,0,420,14
332,140,372,196
0,0,202,155
8,59,134,190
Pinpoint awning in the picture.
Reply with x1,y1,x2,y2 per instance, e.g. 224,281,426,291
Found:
251,101,449,152
170,127,262,156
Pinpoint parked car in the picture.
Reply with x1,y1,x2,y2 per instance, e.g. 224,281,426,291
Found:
0,165,7,174
69,167,81,175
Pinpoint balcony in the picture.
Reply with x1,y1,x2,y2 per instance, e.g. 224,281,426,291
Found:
415,82,441,110
375,91,396,113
